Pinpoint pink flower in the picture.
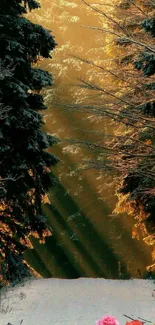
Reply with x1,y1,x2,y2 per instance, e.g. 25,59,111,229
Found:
96,315,119,325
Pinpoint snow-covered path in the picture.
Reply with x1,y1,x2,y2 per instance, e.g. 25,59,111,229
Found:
0,278,154,325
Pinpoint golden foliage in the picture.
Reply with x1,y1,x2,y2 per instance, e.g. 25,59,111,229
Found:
41,193,50,204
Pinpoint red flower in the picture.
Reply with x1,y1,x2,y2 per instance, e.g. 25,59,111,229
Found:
126,320,143,325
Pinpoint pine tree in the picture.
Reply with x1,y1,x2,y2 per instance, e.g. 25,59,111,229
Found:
0,0,59,285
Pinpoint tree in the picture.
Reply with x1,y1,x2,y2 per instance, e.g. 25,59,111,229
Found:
0,0,59,285
56,0,155,272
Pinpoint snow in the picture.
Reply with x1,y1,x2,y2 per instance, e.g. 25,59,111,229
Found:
0,278,154,325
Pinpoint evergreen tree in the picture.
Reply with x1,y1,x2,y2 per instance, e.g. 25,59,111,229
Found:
0,0,59,284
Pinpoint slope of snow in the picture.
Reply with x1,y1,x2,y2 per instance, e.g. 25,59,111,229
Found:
0,278,154,325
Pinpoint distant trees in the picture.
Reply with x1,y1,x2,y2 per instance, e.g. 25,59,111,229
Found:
0,0,59,285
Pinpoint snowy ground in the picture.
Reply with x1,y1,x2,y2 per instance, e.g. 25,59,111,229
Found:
0,278,155,325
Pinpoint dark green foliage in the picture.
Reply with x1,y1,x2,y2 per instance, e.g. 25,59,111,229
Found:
144,82,155,90
0,0,40,15
138,100,155,116
142,18,155,37
2,250,31,284
134,17,155,76
119,169,154,197
134,52,155,76
0,0,59,284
